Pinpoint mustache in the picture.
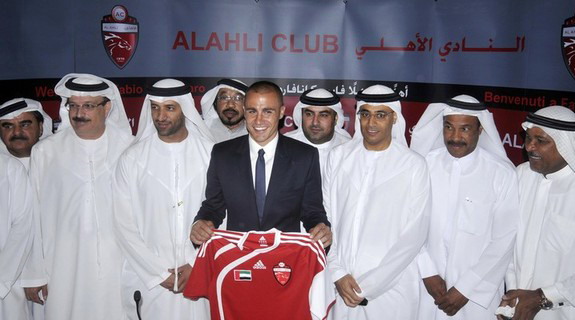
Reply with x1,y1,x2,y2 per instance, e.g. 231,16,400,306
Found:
527,151,540,158
72,117,90,123
9,135,28,141
222,108,239,115
447,140,467,147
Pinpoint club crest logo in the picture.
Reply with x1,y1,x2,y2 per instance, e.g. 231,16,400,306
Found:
273,262,291,286
101,5,139,69
562,12,575,80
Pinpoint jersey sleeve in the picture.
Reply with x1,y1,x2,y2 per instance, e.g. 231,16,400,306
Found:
309,241,335,320
183,239,214,300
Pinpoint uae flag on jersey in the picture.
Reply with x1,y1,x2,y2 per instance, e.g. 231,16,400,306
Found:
234,270,252,281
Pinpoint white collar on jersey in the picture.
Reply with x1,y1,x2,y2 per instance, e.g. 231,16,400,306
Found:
237,228,282,250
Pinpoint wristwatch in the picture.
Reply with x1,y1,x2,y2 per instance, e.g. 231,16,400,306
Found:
537,289,554,310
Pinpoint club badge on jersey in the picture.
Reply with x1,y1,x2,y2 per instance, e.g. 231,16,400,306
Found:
273,262,292,286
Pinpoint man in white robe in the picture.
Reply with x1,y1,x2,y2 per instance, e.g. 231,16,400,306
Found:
200,79,248,142
325,85,431,320
0,98,53,170
411,95,519,319
1,99,52,320
21,73,133,320
498,106,575,320
113,79,212,319
285,88,351,174
0,154,33,320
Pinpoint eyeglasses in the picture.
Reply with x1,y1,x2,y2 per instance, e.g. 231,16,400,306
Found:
357,110,394,120
217,95,245,103
65,100,109,111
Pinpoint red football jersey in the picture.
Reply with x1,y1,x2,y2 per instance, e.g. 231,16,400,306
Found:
184,229,334,320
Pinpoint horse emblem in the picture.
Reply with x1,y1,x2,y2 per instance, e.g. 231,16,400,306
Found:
562,13,575,80
101,5,139,69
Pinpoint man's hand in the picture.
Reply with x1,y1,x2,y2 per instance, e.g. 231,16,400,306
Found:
160,274,176,292
335,274,364,307
423,275,447,301
24,285,48,305
169,264,193,293
190,220,215,245
309,223,332,247
496,292,517,320
436,286,469,316
499,289,541,320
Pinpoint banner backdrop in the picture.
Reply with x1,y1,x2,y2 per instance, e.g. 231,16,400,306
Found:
1,0,575,164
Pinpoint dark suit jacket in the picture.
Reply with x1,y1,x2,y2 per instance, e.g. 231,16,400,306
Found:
195,134,330,232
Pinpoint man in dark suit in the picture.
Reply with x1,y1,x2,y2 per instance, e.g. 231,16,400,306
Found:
190,81,332,246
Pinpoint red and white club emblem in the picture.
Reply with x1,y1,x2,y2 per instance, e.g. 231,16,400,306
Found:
101,5,139,69
562,13,575,80
273,262,292,286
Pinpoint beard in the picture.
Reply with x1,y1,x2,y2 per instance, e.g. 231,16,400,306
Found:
218,108,244,127
155,116,186,137
303,126,334,144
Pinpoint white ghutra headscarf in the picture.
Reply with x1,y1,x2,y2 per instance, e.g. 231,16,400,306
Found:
136,79,214,143
54,73,131,135
200,79,248,120
354,84,407,146
0,98,53,156
522,105,575,171
411,94,511,164
289,88,351,141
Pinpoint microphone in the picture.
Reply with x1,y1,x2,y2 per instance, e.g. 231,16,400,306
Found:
133,290,142,320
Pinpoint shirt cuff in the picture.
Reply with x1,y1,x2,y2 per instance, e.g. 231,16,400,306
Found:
330,268,348,285
542,285,569,309
417,252,439,279
147,271,174,290
18,278,48,288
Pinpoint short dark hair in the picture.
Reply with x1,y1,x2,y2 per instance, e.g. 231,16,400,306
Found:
246,81,283,106
101,97,111,105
